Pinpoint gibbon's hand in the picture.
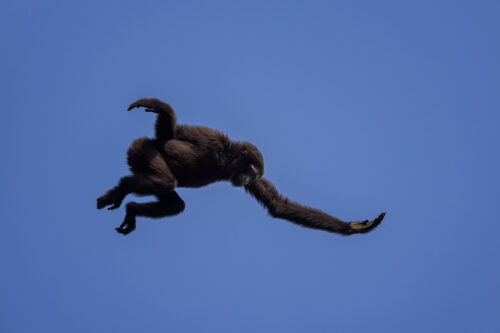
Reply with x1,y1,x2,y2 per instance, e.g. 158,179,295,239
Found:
128,98,162,114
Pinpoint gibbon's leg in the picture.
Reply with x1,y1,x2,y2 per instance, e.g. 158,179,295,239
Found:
96,173,177,210
97,142,177,210
128,98,177,143
116,191,186,235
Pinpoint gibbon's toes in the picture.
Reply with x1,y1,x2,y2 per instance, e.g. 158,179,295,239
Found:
115,214,136,235
97,199,105,209
116,227,134,235
97,196,112,209
108,204,119,210
97,193,123,210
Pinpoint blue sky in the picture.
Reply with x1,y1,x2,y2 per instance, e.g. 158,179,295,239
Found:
1,1,499,332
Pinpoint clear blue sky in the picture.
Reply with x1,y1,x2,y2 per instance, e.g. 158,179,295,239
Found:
1,1,499,332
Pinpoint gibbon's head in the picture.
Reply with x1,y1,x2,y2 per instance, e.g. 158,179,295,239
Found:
230,141,265,187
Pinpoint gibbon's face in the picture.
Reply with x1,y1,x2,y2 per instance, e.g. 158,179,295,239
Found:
230,142,265,187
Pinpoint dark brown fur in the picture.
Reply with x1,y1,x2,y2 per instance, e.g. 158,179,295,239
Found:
97,98,385,235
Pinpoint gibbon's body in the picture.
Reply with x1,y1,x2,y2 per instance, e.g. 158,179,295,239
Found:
97,98,385,235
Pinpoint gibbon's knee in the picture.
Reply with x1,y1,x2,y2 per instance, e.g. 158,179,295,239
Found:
127,137,159,174
159,191,186,214
170,197,185,214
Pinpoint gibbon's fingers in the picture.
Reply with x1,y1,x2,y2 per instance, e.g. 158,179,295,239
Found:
128,99,147,111
349,212,386,234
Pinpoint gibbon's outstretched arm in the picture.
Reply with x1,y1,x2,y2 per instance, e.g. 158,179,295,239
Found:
128,98,177,142
245,177,385,235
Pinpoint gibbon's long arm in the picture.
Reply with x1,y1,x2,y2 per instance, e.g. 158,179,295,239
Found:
245,177,385,235
128,98,177,142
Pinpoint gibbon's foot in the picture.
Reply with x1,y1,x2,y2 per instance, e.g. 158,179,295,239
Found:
115,213,136,235
96,192,124,210
349,212,386,234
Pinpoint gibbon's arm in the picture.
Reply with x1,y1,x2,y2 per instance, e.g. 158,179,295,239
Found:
245,177,385,235
128,98,177,142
